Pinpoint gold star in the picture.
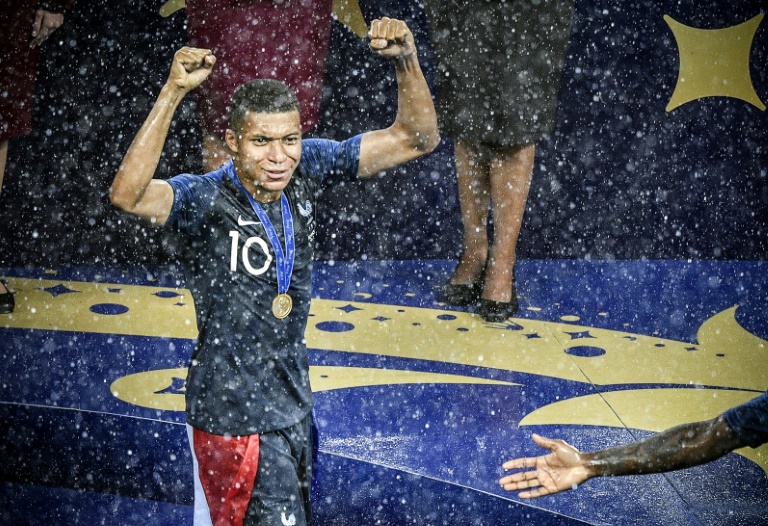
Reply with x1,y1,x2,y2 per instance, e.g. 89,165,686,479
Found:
665,14,765,111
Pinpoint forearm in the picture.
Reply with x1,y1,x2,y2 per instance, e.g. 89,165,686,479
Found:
391,53,440,152
110,84,184,211
583,416,744,478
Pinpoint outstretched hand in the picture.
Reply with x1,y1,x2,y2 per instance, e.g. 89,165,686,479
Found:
167,47,216,93
499,434,592,499
368,17,415,59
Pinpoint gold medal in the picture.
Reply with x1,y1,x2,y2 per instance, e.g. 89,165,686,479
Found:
272,293,293,319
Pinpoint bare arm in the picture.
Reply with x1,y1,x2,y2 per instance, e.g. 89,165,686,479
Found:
585,416,743,477
500,416,746,499
357,17,440,177
109,47,215,224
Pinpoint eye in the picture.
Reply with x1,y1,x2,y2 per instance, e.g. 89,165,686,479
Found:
283,136,299,145
252,136,268,145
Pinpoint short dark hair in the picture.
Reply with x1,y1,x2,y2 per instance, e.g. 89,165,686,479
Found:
228,79,301,133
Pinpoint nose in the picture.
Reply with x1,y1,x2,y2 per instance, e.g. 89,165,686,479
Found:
267,140,288,163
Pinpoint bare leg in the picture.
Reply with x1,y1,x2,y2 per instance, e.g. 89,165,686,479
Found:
448,138,491,286
202,134,232,172
482,143,535,302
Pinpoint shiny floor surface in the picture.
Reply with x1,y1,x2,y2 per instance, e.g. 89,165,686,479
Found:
1,259,766,525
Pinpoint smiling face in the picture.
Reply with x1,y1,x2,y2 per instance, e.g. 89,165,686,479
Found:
225,110,302,203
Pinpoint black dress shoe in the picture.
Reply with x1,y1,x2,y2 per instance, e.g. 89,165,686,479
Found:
0,290,13,315
478,297,518,322
478,274,519,322
442,282,482,306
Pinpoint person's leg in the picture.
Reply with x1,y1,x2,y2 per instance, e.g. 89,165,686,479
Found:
191,426,260,526
245,417,312,526
444,139,491,303
202,134,232,172
0,140,13,313
186,425,215,526
480,142,535,318
0,140,7,196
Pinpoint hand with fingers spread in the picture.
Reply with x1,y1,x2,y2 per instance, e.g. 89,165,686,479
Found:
368,17,415,60
30,9,64,48
166,46,217,94
499,433,592,498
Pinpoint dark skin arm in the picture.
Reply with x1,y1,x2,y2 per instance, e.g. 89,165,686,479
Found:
499,416,746,499
357,17,440,177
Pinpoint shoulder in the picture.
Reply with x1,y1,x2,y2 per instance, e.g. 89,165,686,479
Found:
166,168,228,226
299,135,363,181
168,168,227,204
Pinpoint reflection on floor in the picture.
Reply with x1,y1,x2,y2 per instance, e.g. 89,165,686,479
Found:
0,259,766,525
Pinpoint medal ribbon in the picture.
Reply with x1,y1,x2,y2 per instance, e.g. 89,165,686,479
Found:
227,166,295,295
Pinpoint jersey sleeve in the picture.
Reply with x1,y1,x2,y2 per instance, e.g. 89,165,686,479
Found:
723,391,768,448
299,135,362,184
165,172,222,235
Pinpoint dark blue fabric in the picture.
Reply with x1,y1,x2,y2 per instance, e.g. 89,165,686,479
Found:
164,136,361,435
724,391,768,449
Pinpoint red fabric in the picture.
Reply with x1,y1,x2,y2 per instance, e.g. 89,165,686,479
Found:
186,0,334,137
0,0,39,142
193,428,261,526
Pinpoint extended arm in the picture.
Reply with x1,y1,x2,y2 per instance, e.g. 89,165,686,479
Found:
357,17,440,177
109,47,215,224
500,416,746,499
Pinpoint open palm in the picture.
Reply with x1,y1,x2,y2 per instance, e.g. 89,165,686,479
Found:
499,434,592,498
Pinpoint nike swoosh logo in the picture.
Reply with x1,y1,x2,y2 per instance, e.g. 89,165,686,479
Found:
237,215,261,227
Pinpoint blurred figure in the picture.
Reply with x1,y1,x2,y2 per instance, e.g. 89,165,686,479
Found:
185,0,334,172
499,390,768,498
425,0,575,322
0,0,73,314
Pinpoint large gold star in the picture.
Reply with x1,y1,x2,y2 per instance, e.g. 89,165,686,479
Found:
665,14,765,111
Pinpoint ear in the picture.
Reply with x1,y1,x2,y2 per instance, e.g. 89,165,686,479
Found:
225,129,239,154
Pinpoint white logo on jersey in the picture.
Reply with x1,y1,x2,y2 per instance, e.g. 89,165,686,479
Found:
297,200,312,217
237,215,261,227
229,231,272,276
281,512,296,526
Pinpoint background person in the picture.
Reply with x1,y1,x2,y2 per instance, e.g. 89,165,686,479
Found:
185,0,335,172
0,0,73,314
425,0,575,322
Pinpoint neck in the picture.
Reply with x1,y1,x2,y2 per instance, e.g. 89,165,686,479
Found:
235,168,281,203
250,185,282,204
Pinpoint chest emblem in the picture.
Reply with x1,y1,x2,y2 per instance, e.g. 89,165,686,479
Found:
297,200,312,217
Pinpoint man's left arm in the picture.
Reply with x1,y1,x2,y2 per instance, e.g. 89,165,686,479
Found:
357,17,440,177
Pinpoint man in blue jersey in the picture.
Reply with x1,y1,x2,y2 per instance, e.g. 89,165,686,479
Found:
499,390,768,499
110,17,438,526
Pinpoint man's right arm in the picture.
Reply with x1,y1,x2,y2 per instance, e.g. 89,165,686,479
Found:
109,47,215,225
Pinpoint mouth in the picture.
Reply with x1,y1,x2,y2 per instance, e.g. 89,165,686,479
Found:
265,168,291,181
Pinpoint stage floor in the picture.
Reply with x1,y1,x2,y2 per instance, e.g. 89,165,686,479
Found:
1,259,766,525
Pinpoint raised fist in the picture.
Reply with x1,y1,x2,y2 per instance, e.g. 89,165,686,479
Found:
167,46,216,93
368,17,415,59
